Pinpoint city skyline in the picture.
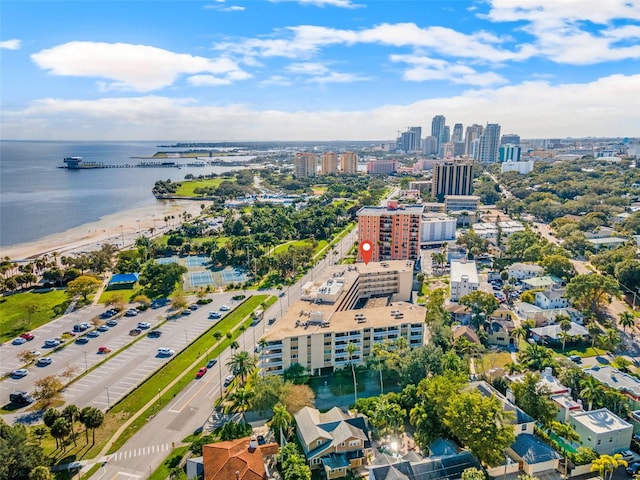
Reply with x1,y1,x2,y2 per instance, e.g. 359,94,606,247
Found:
1,0,639,141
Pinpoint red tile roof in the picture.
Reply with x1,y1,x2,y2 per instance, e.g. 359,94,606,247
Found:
202,437,278,480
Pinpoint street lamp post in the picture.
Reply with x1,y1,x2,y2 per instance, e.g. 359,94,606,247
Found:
105,387,110,409
157,388,161,406
84,351,88,372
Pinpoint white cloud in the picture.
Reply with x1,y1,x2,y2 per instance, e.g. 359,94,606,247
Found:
0,39,21,50
391,54,508,86
3,74,639,140
31,41,250,92
203,3,245,11
214,23,533,63
286,62,330,75
269,0,362,8
483,0,640,64
258,75,293,87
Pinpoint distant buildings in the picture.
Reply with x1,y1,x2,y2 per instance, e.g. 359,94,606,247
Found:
340,152,358,174
398,126,422,152
465,124,484,158
431,115,447,157
321,152,338,174
357,201,423,262
499,144,522,162
501,133,520,145
295,152,317,178
432,160,474,201
479,123,501,164
501,160,534,175
420,213,456,246
366,159,397,175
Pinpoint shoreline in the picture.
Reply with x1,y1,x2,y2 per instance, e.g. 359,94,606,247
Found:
0,200,209,262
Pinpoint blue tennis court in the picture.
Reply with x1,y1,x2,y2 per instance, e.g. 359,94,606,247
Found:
221,269,248,283
186,255,208,267
157,256,179,265
189,271,213,286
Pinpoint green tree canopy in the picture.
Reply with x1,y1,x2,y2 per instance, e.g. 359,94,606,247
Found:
0,418,49,480
566,273,620,315
138,261,187,296
66,275,102,301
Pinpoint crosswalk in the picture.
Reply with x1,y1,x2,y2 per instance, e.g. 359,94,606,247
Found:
107,443,171,462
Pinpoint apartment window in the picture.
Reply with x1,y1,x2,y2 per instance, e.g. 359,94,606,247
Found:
521,424,527,431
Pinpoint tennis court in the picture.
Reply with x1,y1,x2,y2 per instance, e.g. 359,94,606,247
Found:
189,271,214,287
221,269,248,283
157,256,179,265
186,255,208,267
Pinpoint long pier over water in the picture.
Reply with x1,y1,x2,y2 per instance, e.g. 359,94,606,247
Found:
59,157,246,169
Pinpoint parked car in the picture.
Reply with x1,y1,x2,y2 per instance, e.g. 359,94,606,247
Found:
9,391,34,406
219,305,230,311
196,367,207,378
124,309,139,317
157,348,175,357
206,359,218,368
44,339,61,348
137,322,151,329
98,346,112,354
268,317,276,326
148,330,162,338
12,337,27,345
181,309,191,316
223,374,235,387
11,369,28,378
75,337,89,345
208,311,221,319
20,332,35,341
28,350,41,357
100,310,116,319
73,324,89,333
129,328,142,336
87,331,100,338
568,355,581,363
106,319,119,327
151,298,169,309
97,325,110,332
36,357,52,366
619,450,635,462
189,304,199,311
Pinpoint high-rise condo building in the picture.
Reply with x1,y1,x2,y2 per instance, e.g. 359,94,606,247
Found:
432,160,474,202
320,152,338,174
398,126,422,152
340,152,358,174
465,124,484,157
501,134,520,145
479,123,501,164
431,115,446,155
295,152,318,178
499,144,522,162
357,201,424,262
423,136,438,156
452,123,463,143
366,159,397,175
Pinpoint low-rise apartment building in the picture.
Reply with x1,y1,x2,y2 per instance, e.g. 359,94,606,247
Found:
260,261,425,376
449,260,479,302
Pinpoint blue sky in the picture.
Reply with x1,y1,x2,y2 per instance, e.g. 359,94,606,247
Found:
1,0,639,141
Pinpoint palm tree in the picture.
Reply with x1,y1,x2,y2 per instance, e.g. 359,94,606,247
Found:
230,340,240,352
62,404,79,446
518,343,554,371
80,406,104,445
579,376,604,411
551,421,580,478
230,387,254,414
558,317,572,351
619,311,635,335
588,322,602,348
511,326,527,348
346,342,359,405
591,454,628,480
212,331,223,342
369,342,389,394
226,350,256,385
271,402,292,445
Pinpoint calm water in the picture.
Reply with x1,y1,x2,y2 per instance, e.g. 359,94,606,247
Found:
0,141,248,247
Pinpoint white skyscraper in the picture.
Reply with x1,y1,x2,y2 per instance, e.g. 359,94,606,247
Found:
479,123,501,164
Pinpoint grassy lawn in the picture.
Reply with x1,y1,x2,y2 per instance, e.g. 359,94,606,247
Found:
174,178,225,197
272,239,310,255
555,344,605,358
98,288,141,304
477,351,514,373
0,289,70,342
148,445,190,479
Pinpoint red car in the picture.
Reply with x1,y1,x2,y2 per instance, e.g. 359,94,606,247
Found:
98,346,112,354
20,332,35,341
196,367,207,378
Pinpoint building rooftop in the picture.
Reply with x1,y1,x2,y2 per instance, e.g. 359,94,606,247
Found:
570,408,632,434
450,260,478,284
357,204,425,216
584,365,640,399
511,434,561,464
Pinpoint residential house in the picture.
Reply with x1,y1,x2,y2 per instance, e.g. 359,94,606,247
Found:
535,290,569,310
514,302,583,327
586,237,628,251
569,408,633,455
485,317,515,347
191,436,279,480
507,263,544,282
294,406,372,479
445,304,471,324
530,322,589,344
521,276,563,291
471,381,561,475
367,450,481,480
452,325,482,345
583,365,640,410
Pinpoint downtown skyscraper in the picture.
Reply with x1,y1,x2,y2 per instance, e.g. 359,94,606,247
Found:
431,115,446,156
478,123,501,164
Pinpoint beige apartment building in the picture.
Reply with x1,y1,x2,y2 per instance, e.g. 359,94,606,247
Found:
321,152,338,174
260,261,425,376
340,152,358,174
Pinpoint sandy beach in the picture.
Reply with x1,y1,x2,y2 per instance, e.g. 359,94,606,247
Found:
0,200,209,262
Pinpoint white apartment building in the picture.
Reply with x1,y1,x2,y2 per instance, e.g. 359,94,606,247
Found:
260,261,424,376
569,409,633,455
420,213,456,246
507,263,545,281
450,260,479,302
534,290,569,309
501,160,534,174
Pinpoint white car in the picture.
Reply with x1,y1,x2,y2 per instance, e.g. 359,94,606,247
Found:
137,322,151,329
219,305,230,311
11,369,28,378
157,348,175,357
208,311,222,319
